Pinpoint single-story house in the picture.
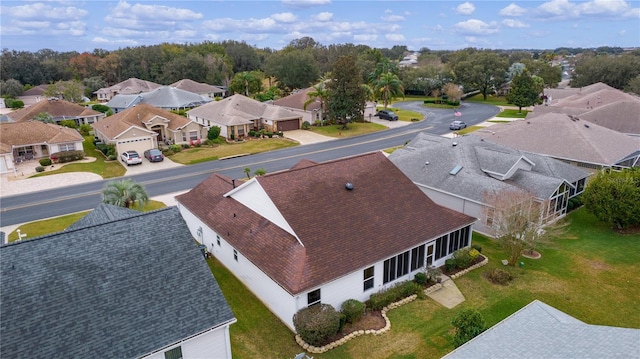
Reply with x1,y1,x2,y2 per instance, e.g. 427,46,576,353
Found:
176,151,476,330
473,112,640,171
170,79,226,99
443,300,640,359
16,84,48,107
3,98,104,126
272,86,324,123
0,205,236,359
0,121,84,174
94,77,162,102
187,94,310,140
106,86,211,114
92,103,206,155
388,133,591,235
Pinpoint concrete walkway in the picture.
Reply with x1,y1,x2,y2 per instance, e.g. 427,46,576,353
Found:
426,275,466,309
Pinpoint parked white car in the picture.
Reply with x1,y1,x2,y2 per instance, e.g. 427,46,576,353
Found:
120,150,142,166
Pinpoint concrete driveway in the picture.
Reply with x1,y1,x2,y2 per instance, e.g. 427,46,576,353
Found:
122,156,183,175
284,130,335,145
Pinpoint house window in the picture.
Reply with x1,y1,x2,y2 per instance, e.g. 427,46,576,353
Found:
363,266,374,291
189,130,198,141
410,245,425,271
182,132,187,141
58,143,75,152
486,208,495,227
164,346,183,359
307,289,321,307
216,235,220,246
233,249,238,261
436,235,448,260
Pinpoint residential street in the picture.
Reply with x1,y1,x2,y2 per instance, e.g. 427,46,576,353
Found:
0,102,498,228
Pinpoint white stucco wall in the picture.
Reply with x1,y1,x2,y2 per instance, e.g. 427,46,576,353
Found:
142,324,233,359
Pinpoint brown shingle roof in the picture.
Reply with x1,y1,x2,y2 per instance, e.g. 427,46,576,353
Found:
91,104,191,139
273,87,321,111
6,99,102,122
474,113,640,166
0,121,84,153
177,152,475,295
99,78,162,95
169,79,224,95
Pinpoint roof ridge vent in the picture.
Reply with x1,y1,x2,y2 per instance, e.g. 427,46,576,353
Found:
345,182,354,190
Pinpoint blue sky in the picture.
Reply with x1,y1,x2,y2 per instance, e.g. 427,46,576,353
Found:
1,0,639,53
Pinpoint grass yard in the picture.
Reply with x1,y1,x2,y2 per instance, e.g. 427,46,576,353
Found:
374,106,425,122
6,200,166,242
310,122,387,138
455,125,484,135
465,94,511,106
168,139,298,164
31,136,125,179
496,109,529,118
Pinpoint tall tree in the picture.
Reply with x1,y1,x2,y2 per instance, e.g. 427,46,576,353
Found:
303,82,328,123
229,71,263,97
582,168,640,229
326,55,366,129
264,49,320,91
373,72,404,109
33,112,55,124
507,70,540,112
442,82,463,102
0,79,24,97
102,179,149,209
570,53,640,90
452,51,509,100
220,40,262,73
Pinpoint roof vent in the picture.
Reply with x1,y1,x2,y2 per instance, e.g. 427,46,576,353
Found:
345,182,354,190
452,142,458,147
425,161,430,165
450,165,463,175
584,123,590,128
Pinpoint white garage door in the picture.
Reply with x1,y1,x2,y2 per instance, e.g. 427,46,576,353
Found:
117,137,152,156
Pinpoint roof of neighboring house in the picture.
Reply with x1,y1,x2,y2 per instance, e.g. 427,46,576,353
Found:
95,77,162,95
92,103,194,139
21,84,48,96
106,87,211,111
170,79,225,95
388,133,590,203
272,87,322,111
0,121,84,154
543,82,617,102
443,300,640,359
187,94,307,126
176,152,475,295
66,203,141,230
566,100,640,135
555,88,639,109
4,98,102,122
0,206,235,359
473,113,640,167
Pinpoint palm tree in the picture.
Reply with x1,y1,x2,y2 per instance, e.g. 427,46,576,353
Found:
102,179,149,209
303,82,328,125
373,72,404,109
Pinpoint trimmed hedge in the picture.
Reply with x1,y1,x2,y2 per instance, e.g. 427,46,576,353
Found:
365,281,423,311
50,150,84,163
39,158,52,166
293,304,341,346
341,299,365,324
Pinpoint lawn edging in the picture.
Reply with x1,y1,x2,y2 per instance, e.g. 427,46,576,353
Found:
295,294,419,353
450,255,489,280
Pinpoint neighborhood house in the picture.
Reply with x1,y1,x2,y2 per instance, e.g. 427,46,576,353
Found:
176,151,476,330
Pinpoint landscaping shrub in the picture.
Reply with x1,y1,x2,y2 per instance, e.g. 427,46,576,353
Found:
366,281,423,311
39,158,52,166
568,195,583,212
170,144,182,153
107,154,117,161
249,130,257,137
425,266,443,284
5,98,24,109
483,268,514,285
469,248,480,260
445,258,456,272
452,309,485,348
292,304,341,346
35,166,45,173
264,132,273,138
59,119,77,129
207,126,221,140
452,248,473,269
78,124,92,136
302,121,311,130
413,272,428,286
341,299,365,324
50,150,84,163
471,244,482,253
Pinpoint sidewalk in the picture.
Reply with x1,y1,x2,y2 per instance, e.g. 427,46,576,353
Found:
426,275,466,309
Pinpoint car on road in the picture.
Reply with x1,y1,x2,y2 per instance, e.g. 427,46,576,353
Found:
144,148,164,162
120,150,142,166
375,109,399,121
449,120,467,130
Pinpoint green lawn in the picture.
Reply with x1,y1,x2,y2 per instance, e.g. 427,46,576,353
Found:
310,122,387,138
168,139,298,164
456,125,484,135
496,109,529,118
465,94,511,106
31,136,125,179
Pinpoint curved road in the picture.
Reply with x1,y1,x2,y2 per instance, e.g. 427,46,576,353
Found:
0,102,498,227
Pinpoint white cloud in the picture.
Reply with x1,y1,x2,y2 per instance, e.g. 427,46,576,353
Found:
203,17,280,33
354,34,378,42
456,2,476,15
578,0,629,15
282,0,331,8
272,12,297,23
109,1,202,21
499,3,526,16
386,33,406,42
465,36,478,43
1,2,88,20
384,14,406,22
313,12,333,21
454,19,499,35
502,19,529,28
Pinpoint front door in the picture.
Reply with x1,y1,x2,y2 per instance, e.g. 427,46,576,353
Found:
426,242,435,267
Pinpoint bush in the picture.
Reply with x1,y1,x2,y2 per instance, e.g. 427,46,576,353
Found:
264,132,273,138
107,154,117,161
341,299,365,324
59,119,77,129
207,126,221,140
50,150,84,163
471,244,482,253
567,195,583,212
413,272,428,286
78,124,92,136
469,248,480,260
5,98,24,109
249,130,257,137
170,144,182,153
452,248,473,269
365,281,423,311
483,268,514,285
302,121,311,129
35,166,45,173
39,158,52,166
292,304,341,346
445,258,456,272
452,309,485,348
425,266,443,284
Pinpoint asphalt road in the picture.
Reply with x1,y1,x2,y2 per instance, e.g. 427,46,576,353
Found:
0,102,498,227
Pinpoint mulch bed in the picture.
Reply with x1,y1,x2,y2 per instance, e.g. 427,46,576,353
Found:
440,254,487,277
320,310,386,346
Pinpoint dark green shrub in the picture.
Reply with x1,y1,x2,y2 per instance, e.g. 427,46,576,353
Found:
483,268,514,285
567,195,583,212
59,119,77,129
39,158,52,166
365,281,422,311
423,99,437,104
107,154,117,161
413,272,428,286
92,104,111,114
265,132,273,138
452,248,473,269
471,244,482,253
447,100,460,106
276,131,283,137
445,258,456,272
302,121,311,129
207,126,221,140
452,309,485,348
35,166,45,172
50,150,84,163
181,143,190,149
341,299,365,324
6,98,24,109
78,124,92,136
249,130,257,137
170,144,182,153
292,304,341,346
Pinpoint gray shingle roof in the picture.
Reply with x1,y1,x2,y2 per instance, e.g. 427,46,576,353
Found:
443,300,640,359
0,206,235,359
66,203,139,230
388,133,590,202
